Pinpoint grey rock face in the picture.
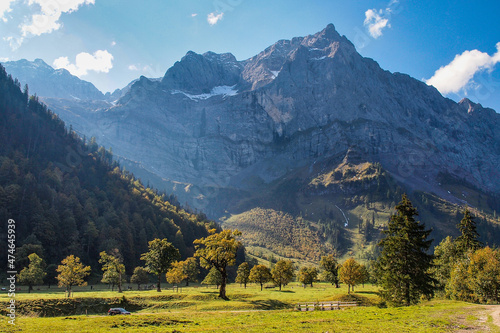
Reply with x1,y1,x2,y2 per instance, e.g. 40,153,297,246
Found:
2,59,105,100
6,25,500,216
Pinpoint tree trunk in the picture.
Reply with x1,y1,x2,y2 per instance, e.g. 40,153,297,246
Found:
28,285,32,293
157,274,161,292
219,268,228,299
185,278,189,287
279,283,282,291
260,283,263,291
348,284,351,294
335,281,340,288
118,274,122,293
405,282,410,306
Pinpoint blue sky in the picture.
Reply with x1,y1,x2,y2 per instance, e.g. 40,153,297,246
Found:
1,0,499,111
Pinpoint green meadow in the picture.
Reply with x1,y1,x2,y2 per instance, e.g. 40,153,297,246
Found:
1,283,498,332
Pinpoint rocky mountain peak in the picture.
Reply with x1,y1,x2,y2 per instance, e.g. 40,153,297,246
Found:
3,58,104,100
459,97,481,113
161,50,242,94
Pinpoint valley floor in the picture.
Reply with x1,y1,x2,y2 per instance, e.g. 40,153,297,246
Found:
1,284,499,332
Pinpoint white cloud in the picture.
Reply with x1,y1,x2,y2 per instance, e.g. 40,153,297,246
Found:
3,35,23,50
21,0,95,37
207,12,223,25
364,9,390,39
191,13,198,17
128,64,139,71
0,0,16,22
426,43,500,94
53,50,114,77
0,57,9,62
111,41,116,46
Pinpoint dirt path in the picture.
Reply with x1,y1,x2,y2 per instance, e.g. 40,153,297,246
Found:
490,305,500,329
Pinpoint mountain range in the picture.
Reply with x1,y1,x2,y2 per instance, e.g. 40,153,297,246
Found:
3,24,500,261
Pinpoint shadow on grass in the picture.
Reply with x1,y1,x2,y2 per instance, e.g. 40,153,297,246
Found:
356,291,379,295
272,290,295,294
249,299,291,310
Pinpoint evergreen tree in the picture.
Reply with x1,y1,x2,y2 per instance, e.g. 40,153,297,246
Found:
376,194,434,306
201,267,222,288
455,209,482,254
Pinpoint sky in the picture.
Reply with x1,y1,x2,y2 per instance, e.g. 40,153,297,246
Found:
1,0,499,111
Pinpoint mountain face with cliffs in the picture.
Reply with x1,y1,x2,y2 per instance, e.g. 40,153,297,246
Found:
4,24,500,259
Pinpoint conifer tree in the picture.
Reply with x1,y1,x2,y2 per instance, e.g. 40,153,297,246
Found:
455,209,482,254
201,267,222,288
376,194,434,306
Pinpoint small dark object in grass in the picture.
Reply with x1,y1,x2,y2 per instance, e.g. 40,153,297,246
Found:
107,308,131,315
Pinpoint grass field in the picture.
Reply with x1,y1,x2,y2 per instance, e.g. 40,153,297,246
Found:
1,283,498,332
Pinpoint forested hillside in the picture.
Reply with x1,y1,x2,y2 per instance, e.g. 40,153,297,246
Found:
0,65,214,278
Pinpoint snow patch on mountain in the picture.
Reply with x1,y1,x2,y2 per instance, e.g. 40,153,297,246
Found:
171,85,238,101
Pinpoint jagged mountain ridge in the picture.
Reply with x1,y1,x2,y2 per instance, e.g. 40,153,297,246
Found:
2,58,105,100
78,25,499,202
3,24,500,222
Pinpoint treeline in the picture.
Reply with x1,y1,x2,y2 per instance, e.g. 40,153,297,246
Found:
0,64,215,279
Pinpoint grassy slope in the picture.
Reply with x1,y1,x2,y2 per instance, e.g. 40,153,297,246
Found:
222,159,500,265
0,284,497,332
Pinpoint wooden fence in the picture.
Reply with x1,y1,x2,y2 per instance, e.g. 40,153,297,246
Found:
296,301,358,311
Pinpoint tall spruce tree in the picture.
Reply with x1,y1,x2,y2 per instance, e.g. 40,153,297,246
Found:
455,209,482,254
376,194,435,306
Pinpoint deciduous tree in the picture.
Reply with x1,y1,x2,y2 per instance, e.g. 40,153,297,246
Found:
249,265,272,291
99,249,126,292
467,247,500,303
320,254,340,287
166,261,187,285
56,255,91,297
235,262,251,288
18,253,46,293
271,260,295,291
298,267,318,288
130,266,149,290
140,238,180,292
431,236,461,292
194,229,241,299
